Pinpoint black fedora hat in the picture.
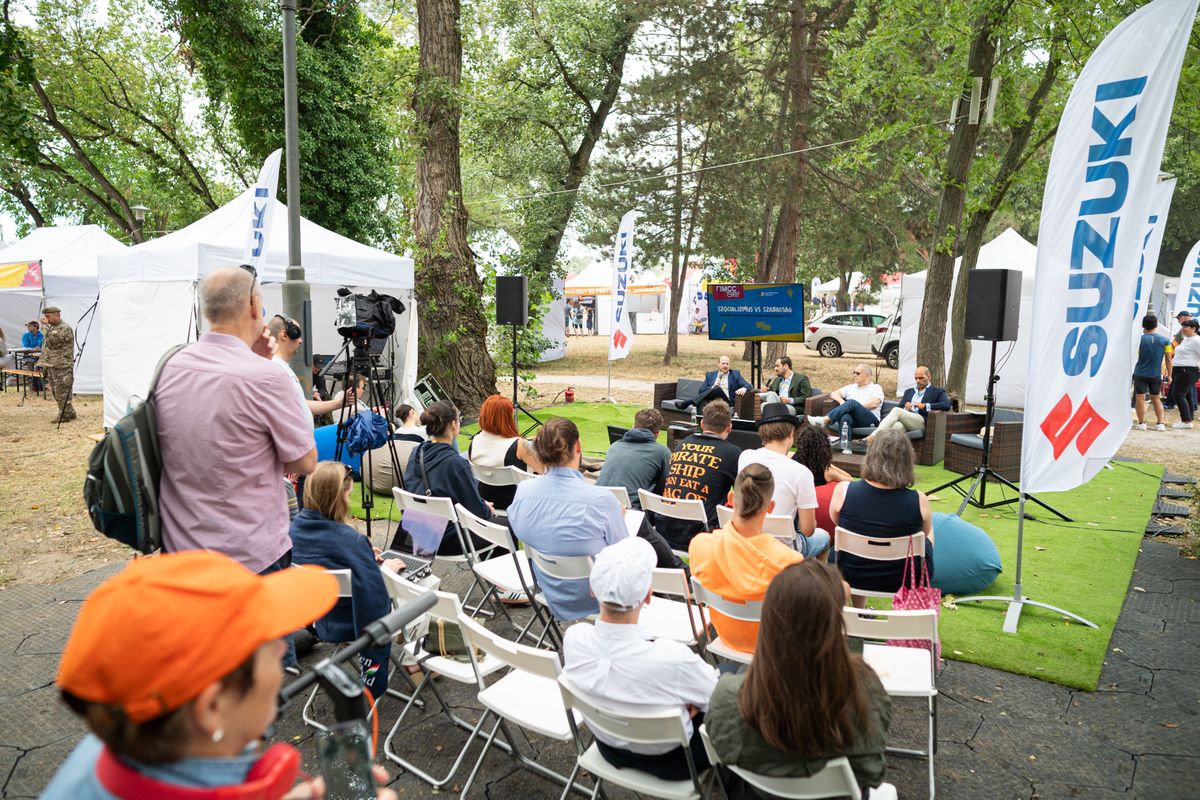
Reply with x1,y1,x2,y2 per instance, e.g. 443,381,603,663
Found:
756,402,802,429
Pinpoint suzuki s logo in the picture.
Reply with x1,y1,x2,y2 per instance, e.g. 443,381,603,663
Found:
612,329,628,350
1040,394,1109,459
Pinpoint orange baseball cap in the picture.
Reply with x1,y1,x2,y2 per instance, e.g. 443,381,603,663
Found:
57,551,338,723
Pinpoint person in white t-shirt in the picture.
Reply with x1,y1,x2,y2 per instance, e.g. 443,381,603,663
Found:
808,363,884,431
1170,319,1200,429
737,403,831,558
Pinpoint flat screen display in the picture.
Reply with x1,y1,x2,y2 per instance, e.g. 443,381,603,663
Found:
706,283,807,342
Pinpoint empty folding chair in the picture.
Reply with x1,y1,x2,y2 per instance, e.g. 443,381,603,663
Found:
380,576,510,789
688,575,761,665
698,725,896,800
557,674,709,800
833,527,926,602
599,483,633,509
843,606,939,799
393,488,495,607
639,489,708,561
637,568,704,647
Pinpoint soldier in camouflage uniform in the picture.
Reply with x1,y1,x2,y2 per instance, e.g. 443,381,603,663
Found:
39,306,75,422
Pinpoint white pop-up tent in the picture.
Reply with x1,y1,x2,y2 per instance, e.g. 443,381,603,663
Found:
97,188,416,426
897,228,1037,408
0,226,126,393
565,263,671,334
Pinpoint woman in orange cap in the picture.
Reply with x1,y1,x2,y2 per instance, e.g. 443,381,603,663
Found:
43,551,398,799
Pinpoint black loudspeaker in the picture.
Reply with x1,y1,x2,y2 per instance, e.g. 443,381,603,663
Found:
965,269,1020,342
496,275,529,326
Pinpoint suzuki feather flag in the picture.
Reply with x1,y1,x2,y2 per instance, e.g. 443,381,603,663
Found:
241,148,282,269
1023,0,1197,493
609,210,636,361
1130,177,1176,361
1176,238,1200,318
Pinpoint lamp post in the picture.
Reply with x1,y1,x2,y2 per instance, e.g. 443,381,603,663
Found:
280,0,311,392
131,203,149,242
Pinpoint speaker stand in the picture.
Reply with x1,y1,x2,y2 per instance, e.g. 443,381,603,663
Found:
929,340,1070,521
510,323,545,436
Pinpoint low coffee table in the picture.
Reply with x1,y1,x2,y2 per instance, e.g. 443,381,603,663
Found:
830,449,867,477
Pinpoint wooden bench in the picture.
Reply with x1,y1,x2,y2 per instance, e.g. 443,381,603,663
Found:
1,368,45,398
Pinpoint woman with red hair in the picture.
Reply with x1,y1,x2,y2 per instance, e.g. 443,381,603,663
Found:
468,394,541,509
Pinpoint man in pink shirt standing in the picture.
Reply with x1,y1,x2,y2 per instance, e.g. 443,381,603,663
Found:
155,266,317,574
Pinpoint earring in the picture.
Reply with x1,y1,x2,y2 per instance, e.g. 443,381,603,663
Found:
212,729,224,744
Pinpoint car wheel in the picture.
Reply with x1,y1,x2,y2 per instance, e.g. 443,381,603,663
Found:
884,343,899,369
818,338,842,358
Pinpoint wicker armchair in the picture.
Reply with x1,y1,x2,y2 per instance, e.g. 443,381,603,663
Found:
942,411,1023,482
803,394,946,466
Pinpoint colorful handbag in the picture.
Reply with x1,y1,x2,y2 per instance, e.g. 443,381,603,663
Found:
889,536,941,663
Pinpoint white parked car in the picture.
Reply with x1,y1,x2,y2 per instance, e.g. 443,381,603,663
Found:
872,312,901,369
804,311,886,359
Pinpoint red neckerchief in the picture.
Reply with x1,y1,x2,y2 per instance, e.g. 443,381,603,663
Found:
95,743,301,800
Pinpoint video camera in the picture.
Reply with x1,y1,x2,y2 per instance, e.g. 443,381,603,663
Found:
334,288,406,341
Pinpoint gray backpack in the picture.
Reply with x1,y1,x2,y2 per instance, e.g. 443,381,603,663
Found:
83,345,185,553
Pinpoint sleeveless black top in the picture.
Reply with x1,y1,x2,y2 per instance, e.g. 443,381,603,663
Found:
836,480,933,593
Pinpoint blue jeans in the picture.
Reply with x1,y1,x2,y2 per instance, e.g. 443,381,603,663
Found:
827,399,878,430
797,528,831,559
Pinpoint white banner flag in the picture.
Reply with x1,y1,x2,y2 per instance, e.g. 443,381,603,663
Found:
1022,0,1197,493
241,148,283,269
1130,176,1176,360
1176,239,1200,320
609,210,636,361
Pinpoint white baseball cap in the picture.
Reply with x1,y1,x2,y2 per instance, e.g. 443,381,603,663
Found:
590,537,656,610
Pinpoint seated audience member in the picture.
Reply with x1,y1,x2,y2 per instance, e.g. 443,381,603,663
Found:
757,355,811,406
673,355,753,411
468,394,541,509
402,400,494,555
738,403,830,558
808,364,884,431
596,407,671,509
507,418,627,621
393,402,428,442
0,326,13,373
689,464,804,654
706,560,893,800
290,461,404,699
656,400,740,550
792,422,852,534
866,364,950,442
43,551,397,800
830,428,933,595
20,320,44,391
563,537,718,780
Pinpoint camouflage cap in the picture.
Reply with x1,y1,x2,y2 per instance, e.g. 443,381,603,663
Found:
42,306,61,314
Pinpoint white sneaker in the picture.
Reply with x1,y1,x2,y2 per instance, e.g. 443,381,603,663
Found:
1156,423,1167,431
1171,422,1193,430
1135,422,1147,431
807,415,825,428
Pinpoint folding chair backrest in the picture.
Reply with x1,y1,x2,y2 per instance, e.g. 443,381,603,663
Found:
455,502,514,554
471,463,519,487
381,569,462,623
523,543,594,581
394,488,459,524
638,489,708,524
650,567,690,600
716,504,734,527
328,568,353,598
698,726,859,799
689,575,763,623
715,505,794,538
842,607,938,645
834,527,925,563
510,467,537,483
600,483,632,509
557,675,689,748
458,614,561,681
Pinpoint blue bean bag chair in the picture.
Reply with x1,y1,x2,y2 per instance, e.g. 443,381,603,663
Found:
314,423,363,478
930,512,1003,595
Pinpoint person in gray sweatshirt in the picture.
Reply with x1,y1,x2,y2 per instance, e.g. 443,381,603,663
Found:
596,408,672,509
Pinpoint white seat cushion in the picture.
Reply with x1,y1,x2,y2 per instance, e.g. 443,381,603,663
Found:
478,669,575,741
578,743,700,800
473,551,534,595
863,643,936,697
638,598,699,646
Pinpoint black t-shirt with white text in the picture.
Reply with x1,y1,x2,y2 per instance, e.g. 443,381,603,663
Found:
655,432,741,549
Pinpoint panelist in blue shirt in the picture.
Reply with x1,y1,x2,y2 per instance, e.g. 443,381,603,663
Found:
507,417,627,621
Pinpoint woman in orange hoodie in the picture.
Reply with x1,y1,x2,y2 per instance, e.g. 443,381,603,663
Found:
688,463,804,654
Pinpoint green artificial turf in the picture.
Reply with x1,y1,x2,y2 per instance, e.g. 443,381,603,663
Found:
350,401,1160,690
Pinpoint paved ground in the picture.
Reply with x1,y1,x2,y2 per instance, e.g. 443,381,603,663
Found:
2,539,1197,799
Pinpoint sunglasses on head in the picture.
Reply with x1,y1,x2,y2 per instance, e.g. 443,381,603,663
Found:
239,264,258,303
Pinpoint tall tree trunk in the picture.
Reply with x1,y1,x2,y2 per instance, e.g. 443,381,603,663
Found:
945,53,1060,398
666,129,710,366
914,10,1000,384
413,0,497,413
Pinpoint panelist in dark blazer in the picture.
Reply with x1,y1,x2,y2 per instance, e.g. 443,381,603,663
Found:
673,355,753,411
866,364,951,442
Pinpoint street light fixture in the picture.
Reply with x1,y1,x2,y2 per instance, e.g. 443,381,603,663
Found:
131,204,150,241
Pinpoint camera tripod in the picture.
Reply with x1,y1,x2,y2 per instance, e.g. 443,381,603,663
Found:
328,336,405,543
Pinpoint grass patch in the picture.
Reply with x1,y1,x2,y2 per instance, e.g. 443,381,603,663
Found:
916,461,1161,690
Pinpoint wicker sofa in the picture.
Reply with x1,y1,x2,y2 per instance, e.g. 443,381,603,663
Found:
653,378,760,424
805,393,947,466
943,408,1024,482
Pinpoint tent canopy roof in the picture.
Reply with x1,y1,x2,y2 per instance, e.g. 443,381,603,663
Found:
901,228,1037,295
565,262,665,296
98,188,413,289
0,225,125,296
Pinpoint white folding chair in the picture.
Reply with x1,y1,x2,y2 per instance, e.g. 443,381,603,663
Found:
833,527,926,601
844,606,939,799
637,567,703,647
381,577,511,789
557,674,709,800
698,724,896,799
715,505,799,548
599,483,633,509
688,575,760,664
521,543,596,650
455,615,581,799
469,463,524,519
394,488,494,608
455,503,553,644
639,489,708,561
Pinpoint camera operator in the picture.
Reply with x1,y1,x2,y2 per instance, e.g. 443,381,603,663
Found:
43,551,399,800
